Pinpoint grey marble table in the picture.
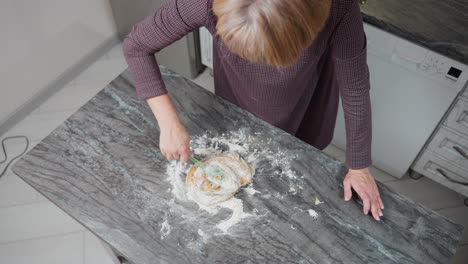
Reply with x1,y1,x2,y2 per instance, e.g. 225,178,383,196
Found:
12,67,463,264
360,0,468,64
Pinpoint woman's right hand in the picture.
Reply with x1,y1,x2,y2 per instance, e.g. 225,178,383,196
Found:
146,94,192,162
159,121,192,162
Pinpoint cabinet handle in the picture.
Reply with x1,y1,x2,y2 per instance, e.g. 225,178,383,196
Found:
436,168,468,186
453,146,468,160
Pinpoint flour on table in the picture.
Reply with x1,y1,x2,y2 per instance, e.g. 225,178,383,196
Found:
164,128,315,239
308,209,319,219
166,162,189,201
185,153,254,207
215,198,251,233
160,217,171,239
244,185,260,195
314,198,324,205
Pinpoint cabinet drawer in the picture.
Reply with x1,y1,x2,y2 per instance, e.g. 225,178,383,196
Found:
444,98,468,136
426,126,468,170
412,151,468,197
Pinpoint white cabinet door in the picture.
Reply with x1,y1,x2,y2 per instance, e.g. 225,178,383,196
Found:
199,27,213,69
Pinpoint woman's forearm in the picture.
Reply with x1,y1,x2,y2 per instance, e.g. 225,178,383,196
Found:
146,94,181,129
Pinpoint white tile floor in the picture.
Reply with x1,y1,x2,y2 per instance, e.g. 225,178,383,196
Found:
0,43,126,264
1,41,467,263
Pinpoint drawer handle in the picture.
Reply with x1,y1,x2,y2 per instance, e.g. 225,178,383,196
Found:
436,168,468,186
453,146,468,160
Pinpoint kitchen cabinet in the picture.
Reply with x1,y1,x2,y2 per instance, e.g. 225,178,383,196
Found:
412,87,468,199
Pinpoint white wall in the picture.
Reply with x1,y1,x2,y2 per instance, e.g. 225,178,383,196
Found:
0,0,117,128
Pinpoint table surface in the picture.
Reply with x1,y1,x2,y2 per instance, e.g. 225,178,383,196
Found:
360,0,468,65
12,67,463,264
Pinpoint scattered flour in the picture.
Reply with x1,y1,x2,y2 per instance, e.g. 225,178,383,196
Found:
244,185,261,195
197,229,209,243
308,209,319,219
166,162,190,201
164,128,315,239
314,198,324,205
167,157,253,234
160,217,171,239
215,198,251,234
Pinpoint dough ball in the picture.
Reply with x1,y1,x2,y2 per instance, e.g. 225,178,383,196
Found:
185,153,254,206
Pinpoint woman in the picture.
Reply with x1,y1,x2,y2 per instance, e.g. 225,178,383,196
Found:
123,0,384,220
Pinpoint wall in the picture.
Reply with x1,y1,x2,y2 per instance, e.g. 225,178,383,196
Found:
0,0,118,133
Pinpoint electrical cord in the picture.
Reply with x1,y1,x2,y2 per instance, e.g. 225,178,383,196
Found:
0,136,29,178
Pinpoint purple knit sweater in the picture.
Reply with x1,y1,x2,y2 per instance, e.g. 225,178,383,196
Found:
122,0,372,169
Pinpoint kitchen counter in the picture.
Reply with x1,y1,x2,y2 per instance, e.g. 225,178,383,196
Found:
360,0,468,65
12,67,463,263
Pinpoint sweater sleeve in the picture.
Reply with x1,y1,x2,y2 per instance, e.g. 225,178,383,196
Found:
122,0,210,100
330,0,372,169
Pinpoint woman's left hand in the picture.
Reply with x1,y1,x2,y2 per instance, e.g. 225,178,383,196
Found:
343,168,384,221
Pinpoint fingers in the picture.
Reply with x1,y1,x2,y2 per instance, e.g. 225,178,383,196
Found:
359,190,371,215
167,152,175,161
160,145,192,163
164,151,183,161
348,181,383,221
179,148,191,163
346,181,372,217
376,187,384,210
180,153,189,163
364,184,382,220
343,179,352,201
345,169,386,221
161,150,170,160
355,188,380,220
373,184,384,216
370,198,381,221
369,187,383,220
160,149,176,161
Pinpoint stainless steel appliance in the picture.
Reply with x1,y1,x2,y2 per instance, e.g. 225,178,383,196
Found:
109,0,204,79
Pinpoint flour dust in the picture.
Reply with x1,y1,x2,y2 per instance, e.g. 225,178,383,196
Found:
164,127,323,242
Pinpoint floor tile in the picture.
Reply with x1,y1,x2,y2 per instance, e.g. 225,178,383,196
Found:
384,177,465,210
0,171,40,208
37,82,101,113
0,136,30,162
436,206,468,245
36,191,50,203
369,166,399,183
4,111,76,142
453,244,468,264
84,231,118,264
0,136,39,178
322,145,402,183
74,82,110,93
73,57,127,86
0,202,85,243
191,68,214,93
323,144,345,160
105,43,124,60
0,232,83,264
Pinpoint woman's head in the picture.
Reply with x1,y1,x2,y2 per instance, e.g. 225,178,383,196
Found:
213,0,331,67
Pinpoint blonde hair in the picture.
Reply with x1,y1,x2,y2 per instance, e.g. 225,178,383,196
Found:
213,0,331,67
